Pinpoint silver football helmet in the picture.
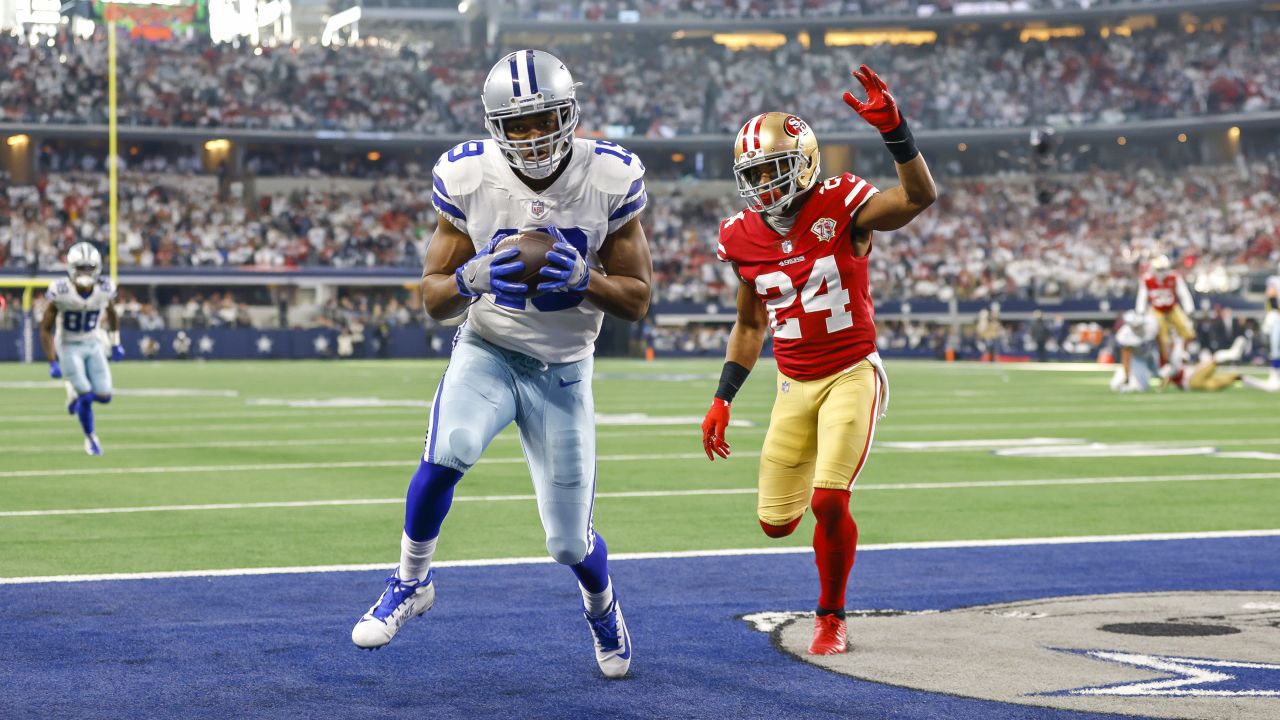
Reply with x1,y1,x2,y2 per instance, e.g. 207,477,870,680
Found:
481,49,580,180
66,242,102,290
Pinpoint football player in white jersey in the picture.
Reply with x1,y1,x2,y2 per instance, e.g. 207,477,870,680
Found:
1264,267,1280,389
351,50,652,678
1110,310,1159,393
39,242,125,455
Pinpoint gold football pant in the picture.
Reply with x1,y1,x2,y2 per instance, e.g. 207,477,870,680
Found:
757,359,882,527
1188,361,1239,392
1155,307,1195,348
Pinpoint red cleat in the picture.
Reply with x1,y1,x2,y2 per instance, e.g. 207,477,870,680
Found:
808,614,847,655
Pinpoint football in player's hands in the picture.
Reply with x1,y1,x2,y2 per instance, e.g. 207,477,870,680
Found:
493,230,558,297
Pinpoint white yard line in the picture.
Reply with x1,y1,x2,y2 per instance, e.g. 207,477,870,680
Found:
2,529,1277,585
0,452,727,479
5,471,1280,517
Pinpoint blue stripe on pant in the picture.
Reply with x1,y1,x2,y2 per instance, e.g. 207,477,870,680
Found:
58,340,112,396
423,327,597,564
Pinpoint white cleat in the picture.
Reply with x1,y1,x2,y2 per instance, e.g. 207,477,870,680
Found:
351,569,435,650
584,597,632,678
84,434,103,456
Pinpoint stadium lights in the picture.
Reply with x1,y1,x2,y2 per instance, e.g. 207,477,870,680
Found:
367,151,381,162
1228,126,1241,141
204,139,231,152
957,143,967,152
1177,133,1188,143
1116,136,1127,146
6,134,29,148
457,0,470,11
825,30,935,47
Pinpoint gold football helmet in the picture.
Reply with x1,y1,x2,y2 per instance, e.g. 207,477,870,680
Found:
733,112,821,215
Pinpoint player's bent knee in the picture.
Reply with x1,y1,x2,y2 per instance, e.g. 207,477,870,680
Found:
811,488,852,524
759,515,803,538
546,536,588,565
94,394,111,404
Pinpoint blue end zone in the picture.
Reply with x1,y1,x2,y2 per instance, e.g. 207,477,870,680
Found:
2,536,1277,720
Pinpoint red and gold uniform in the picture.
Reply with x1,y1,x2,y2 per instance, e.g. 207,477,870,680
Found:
1138,272,1195,348
717,172,888,526
702,63,935,657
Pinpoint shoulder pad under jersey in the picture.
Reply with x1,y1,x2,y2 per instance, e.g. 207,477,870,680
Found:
583,138,646,196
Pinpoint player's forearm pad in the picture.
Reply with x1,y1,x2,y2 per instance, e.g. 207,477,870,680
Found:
881,118,919,165
715,361,752,403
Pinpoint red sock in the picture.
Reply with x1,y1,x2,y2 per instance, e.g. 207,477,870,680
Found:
810,488,858,612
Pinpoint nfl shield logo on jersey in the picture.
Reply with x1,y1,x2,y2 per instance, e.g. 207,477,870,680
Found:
529,199,550,221
781,239,794,254
811,218,837,242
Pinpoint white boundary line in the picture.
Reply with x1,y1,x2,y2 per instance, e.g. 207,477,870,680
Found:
2,529,1277,585
5,471,1280,517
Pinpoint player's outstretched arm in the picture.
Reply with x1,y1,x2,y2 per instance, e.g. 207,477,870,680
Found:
702,279,769,460
842,64,937,233
420,219,482,321
587,216,653,323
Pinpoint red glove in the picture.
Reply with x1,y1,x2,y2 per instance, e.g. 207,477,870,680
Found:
701,398,731,460
842,64,901,134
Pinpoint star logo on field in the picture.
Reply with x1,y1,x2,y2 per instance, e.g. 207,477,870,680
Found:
197,335,215,353
256,336,273,354
1046,649,1280,697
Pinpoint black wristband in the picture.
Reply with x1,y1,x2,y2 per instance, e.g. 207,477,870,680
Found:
881,117,919,165
715,361,751,403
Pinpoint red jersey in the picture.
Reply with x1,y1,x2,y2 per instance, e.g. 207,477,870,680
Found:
1142,274,1179,312
718,173,879,381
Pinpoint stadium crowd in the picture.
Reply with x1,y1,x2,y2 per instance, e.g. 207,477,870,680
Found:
2,12,1276,134
3,161,1276,305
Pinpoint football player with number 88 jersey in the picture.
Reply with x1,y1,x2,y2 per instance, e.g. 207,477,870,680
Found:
701,65,937,656
39,242,126,456
351,49,652,678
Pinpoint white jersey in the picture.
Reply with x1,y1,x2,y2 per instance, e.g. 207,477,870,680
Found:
431,137,647,364
46,277,116,344
1115,313,1158,349
1265,275,1280,334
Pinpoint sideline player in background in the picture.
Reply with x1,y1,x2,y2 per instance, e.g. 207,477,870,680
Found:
700,65,936,655
1136,255,1195,368
1263,266,1280,390
39,242,125,456
351,50,651,678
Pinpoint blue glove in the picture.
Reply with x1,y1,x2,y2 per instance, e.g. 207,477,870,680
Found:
111,344,126,362
537,227,590,294
48,360,62,379
456,246,527,299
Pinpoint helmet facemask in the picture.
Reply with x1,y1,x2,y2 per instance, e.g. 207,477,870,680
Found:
71,263,99,289
735,150,816,216
485,100,579,180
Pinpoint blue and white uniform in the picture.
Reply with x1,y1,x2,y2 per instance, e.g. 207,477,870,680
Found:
428,136,645,561
47,277,116,396
1265,274,1280,367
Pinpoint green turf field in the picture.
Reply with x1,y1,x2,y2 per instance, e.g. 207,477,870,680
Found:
1,359,1277,579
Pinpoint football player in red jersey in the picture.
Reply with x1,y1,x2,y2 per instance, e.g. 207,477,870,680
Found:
1136,254,1196,369
700,65,936,655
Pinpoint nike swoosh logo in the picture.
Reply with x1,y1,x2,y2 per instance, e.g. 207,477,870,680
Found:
559,378,582,387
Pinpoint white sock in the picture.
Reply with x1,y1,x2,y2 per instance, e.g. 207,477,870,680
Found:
580,579,614,617
399,532,437,583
